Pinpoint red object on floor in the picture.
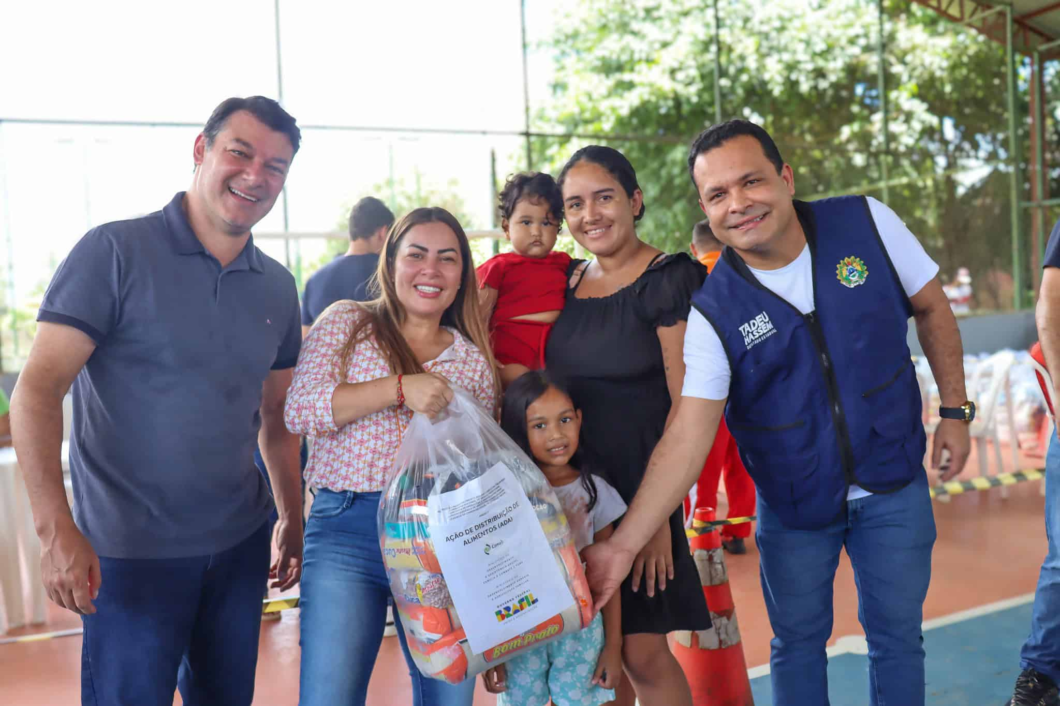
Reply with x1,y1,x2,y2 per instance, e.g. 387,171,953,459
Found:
684,419,756,539
672,507,754,706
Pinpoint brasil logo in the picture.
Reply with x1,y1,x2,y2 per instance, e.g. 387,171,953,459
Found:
495,593,539,622
836,256,868,288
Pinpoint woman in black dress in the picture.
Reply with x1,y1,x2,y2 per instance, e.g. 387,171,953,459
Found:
545,146,709,706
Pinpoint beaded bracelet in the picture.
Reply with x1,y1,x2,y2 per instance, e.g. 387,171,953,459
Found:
396,374,405,408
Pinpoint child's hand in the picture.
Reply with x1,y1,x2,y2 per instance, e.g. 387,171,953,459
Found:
591,642,623,689
482,664,508,694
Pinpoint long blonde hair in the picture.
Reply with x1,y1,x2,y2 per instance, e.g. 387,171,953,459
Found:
340,207,500,401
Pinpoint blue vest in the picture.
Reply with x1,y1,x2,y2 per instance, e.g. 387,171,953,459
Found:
690,196,926,530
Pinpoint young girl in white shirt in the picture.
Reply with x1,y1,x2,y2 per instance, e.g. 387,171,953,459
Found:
483,371,626,706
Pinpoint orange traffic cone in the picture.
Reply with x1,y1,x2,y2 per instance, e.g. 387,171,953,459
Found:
672,507,754,706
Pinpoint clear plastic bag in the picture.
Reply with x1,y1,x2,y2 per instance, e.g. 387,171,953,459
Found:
378,388,593,683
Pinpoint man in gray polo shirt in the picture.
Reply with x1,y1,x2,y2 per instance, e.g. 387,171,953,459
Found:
11,96,304,706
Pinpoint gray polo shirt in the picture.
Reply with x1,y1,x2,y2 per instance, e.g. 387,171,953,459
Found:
38,192,301,559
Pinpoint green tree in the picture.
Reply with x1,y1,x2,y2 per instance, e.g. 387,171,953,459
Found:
532,0,1028,307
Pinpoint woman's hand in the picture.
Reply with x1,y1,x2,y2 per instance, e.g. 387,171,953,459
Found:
400,373,454,419
591,641,623,689
630,520,673,597
482,664,508,694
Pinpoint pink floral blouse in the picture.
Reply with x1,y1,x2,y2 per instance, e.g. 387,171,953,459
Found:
284,301,496,492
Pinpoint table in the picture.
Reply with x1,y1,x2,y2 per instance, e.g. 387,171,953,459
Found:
0,442,70,633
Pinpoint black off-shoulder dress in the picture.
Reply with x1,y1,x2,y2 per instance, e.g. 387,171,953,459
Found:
545,252,712,635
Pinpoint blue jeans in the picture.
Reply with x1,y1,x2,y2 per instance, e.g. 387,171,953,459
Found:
298,489,475,706
81,522,270,706
1020,435,1060,683
756,467,936,706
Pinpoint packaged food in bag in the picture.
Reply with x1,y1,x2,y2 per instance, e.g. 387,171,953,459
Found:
378,388,594,683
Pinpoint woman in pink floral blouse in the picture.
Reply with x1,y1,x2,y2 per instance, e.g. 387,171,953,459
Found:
285,207,498,706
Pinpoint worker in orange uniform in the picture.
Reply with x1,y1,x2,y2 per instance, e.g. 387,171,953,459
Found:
683,220,757,554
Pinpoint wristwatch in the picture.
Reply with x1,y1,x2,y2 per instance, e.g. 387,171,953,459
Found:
939,401,976,422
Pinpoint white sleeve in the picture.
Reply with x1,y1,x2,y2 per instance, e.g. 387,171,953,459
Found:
867,197,940,298
681,308,731,400
590,476,627,533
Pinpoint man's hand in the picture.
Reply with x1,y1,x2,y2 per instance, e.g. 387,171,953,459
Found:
40,519,101,615
582,539,636,615
482,664,507,694
932,417,971,482
630,521,673,597
269,515,303,590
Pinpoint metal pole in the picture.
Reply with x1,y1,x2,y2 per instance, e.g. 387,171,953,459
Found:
490,149,500,255
1034,50,1046,281
1006,6,1023,310
520,0,533,170
878,0,890,203
0,125,13,368
274,0,296,284
713,0,722,123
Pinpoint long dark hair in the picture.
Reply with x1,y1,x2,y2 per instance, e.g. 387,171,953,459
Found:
501,370,598,510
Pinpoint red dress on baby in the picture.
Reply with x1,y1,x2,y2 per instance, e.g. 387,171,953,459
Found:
476,250,572,369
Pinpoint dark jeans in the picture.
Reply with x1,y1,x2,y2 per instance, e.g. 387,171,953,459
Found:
757,467,936,706
1020,435,1060,683
80,522,270,706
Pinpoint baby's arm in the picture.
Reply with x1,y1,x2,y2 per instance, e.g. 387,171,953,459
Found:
590,523,623,688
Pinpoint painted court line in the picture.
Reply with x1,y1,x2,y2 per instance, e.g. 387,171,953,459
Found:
745,592,1037,680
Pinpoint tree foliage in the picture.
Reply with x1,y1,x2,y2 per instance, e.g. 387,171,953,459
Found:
532,0,1043,307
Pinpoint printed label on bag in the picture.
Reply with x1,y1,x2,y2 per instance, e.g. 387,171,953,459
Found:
428,463,574,653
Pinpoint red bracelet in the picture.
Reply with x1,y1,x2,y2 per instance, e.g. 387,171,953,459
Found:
396,374,405,407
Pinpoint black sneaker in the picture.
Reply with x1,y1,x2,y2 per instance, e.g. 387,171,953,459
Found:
722,537,747,555
1006,668,1060,706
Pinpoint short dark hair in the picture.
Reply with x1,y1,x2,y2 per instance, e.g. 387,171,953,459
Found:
687,120,784,190
348,197,395,240
498,172,564,226
203,96,301,155
558,145,646,222
692,219,722,252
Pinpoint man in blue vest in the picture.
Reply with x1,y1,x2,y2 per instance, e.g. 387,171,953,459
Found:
584,120,972,706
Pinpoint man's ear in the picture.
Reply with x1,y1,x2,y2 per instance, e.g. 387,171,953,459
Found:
193,133,207,168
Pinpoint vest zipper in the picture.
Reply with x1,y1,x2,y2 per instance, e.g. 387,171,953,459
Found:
803,311,857,483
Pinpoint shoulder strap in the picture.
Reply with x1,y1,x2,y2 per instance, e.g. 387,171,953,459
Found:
569,260,591,291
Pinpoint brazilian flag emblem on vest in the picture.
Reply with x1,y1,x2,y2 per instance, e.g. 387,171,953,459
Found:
836,256,868,288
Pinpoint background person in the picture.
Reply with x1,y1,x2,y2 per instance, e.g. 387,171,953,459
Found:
284,207,498,706
684,219,756,555
1004,222,1060,706
301,195,395,336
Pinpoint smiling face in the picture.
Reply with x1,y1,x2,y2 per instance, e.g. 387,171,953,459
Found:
561,161,643,257
190,110,293,237
392,221,464,322
524,386,582,471
503,197,561,258
694,135,799,264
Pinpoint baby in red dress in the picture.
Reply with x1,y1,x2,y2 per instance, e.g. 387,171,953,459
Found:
477,172,570,388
